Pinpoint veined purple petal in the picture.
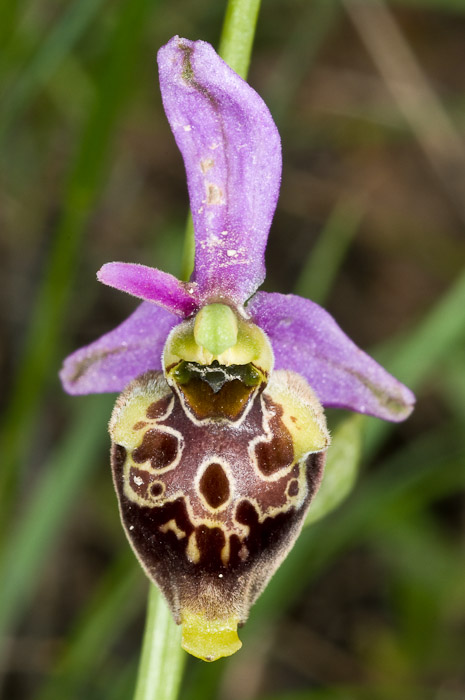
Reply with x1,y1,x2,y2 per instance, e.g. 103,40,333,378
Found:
248,292,415,422
60,302,178,395
98,263,198,318
157,37,281,306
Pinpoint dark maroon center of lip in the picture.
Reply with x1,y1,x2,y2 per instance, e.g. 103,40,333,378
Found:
199,462,230,508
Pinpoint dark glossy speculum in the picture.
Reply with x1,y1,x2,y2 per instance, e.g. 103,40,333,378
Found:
109,305,330,661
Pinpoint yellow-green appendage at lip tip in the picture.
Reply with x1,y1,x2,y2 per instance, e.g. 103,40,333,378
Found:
181,610,242,661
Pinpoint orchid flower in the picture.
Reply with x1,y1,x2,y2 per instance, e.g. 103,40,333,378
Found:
60,36,414,662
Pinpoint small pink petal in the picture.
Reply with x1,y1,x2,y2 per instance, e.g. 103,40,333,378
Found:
98,262,198,318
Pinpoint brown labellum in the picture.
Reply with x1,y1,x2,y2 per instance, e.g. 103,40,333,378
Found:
110,364,329,662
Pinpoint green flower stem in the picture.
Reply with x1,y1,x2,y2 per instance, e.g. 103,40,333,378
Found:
133,1,263,697
180,212,195,283
218,0,262,78
133,586,186,700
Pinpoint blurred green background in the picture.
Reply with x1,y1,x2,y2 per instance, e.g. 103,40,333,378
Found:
1,0,465,698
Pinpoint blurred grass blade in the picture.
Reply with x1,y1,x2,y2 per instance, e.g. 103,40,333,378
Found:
180,661,226,700
0,0,107,139
0,394,113,656
295,196,365,305
0,0,22,51
106,660,139,700
377,514,465,608
365,267,465,457
0,0,158,515
344,0,465,223
133,586,186,700
35,552,142,700
380,267,465,388
256,688,432,700
443,353,465,421
368,513,465,671
265,0,340,126
305,414,363,527
390,0,465,16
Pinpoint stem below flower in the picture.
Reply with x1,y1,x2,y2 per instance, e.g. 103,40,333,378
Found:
133,585,186,700
219,0,262,78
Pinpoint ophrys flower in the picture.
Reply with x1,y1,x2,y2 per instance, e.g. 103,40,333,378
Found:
60,36,414,662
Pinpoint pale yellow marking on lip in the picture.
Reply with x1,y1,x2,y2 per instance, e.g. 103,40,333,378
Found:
186,531,200,564
266,370,330,458
110,374,175,452
159,519,186,540
220,536,230,566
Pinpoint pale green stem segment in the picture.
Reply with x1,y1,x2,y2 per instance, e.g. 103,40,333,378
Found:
180,213,195,284
133,586,186,700
134,0,263,695
295,196,366,306
218,0,262,78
